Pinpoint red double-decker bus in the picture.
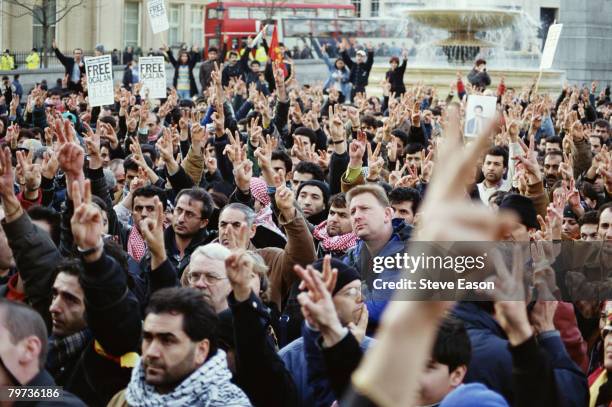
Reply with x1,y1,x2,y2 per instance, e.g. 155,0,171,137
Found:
203,2,355,54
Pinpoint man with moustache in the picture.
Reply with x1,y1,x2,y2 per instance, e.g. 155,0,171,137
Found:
312,193,359,257
477,146,512,206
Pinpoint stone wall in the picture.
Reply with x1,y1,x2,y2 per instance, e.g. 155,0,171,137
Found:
555,0,612,83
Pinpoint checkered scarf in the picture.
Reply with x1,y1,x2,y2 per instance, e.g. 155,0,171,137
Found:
127,226,147,262
312,220,359,252
46,329,92,376
125,349,251,407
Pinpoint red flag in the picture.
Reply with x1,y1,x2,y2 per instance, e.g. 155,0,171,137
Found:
268,25,287,77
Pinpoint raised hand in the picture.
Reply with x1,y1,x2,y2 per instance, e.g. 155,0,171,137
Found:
328,105,346,143
139,195,166,269
41,149,60,180
234,158,253,193
226,250,257,301
70,180,104,257
366,142,384,181
83,122,102,170
204,147,218,175
223,129,245,166
275,177,296,219
16,150,41,193
348,133,367,169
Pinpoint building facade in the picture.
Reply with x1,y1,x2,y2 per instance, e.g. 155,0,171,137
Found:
1,0,560,56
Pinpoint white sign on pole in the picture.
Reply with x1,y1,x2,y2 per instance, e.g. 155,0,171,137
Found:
85,55,114,107
540,24,563,70
147,0,169,34
464,95,497,138
139,57,167,99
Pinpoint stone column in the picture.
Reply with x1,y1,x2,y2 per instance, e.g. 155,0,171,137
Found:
555,0,612,83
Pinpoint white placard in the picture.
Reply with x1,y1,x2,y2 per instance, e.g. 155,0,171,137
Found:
85,55,114,107
464,95,498,137
540,24,563,70
147,0,169,34
139,57,167,99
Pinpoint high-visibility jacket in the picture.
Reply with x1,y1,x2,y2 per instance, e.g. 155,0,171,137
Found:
0,55,15,70
26,52,40,69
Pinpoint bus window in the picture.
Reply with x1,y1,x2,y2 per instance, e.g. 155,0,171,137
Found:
250,7,267,19
318,9,335,18
338,9,354,17
207,8,220,19
228,7,249,19
294,8,316,17
277,9,295,18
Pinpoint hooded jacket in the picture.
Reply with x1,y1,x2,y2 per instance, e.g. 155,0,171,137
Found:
452,302,588,407
342,218,413,326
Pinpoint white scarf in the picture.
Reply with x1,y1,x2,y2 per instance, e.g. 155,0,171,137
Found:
125,349,252,407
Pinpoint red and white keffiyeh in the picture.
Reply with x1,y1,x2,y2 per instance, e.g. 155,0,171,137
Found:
127,226,147,262
312,220,359,252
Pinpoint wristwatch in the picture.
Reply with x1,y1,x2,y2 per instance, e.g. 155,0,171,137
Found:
77,237,104,257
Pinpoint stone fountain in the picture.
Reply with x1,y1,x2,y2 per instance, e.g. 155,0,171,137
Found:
406,8,520,64
366,3,565,96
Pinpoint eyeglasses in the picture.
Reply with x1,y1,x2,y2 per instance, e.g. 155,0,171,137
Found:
187,271,227,285
174,206,201,221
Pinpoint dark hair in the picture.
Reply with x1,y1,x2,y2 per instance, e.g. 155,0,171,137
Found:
176,188,214,220
0,299,48,368
545,135,562,147
294,161,325,181
293,127,317,145
362,115,382,129
140,144,158,164
389,56,399,64
544,151,563,161
388,187,422,213
594,119,610,131
475,58,486,66
484,145,509,168
391,129,409,147
53,257,84,281
489,190,508,207
432,316,471,373
146,287,218,355
271,149,293,173
405,143,425,155
579,210,599,226
27,206,61,246
250,60,260,67
132,185,167,210
98,115,117,129
329,192,347,209
208,47,219,53
123,155,140,173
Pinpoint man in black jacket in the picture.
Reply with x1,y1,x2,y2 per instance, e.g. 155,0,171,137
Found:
52,39,85,93
0,299,85,406
340,41,374,102
468,58,491,91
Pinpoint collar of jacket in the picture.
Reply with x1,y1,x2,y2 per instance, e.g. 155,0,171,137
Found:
164,225,212,258
351,218,413,259
451,302,506,339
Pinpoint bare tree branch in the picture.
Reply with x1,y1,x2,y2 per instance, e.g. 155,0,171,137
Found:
55,0,84,22
3,0,36,14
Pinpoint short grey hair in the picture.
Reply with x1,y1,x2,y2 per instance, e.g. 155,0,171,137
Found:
103,168,117,190
191,242,231,263
220,203,256,227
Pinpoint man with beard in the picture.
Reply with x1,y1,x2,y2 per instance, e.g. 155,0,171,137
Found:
477,146,511,205
108,287,251,406
312,193,358,257
296,179,330,228
389,187,422,225
142,187,216,278
543,151,563,189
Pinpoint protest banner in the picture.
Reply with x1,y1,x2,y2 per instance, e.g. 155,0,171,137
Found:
147,0,169,34
85,55,114,107
464,95,497,138
540,23,563,70
139,56,167,99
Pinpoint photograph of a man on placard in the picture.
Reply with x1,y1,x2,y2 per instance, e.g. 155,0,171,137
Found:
464,95,497,137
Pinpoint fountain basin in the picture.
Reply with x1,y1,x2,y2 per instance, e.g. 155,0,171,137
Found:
367,64,565,97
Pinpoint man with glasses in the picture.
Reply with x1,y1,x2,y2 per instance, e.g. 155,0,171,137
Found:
181,243,232,313
52,40,85,92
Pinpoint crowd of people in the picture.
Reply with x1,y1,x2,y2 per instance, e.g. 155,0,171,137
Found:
0,31,612,407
